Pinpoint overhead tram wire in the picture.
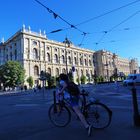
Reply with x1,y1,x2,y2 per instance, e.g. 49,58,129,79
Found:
95,10,140,45
34,0,89,47
94,37,140,45
75,0,140,27
34,0,140,48
39,0,140,36
34,0,87,34
108,10,140,32
45,0,140,35
78,32,87,46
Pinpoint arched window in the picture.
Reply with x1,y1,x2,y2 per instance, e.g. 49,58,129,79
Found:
6,54,8,61
34,65,39,76
48,68,51,75
47,53,51,62
55,54,59,63
68,56,71,64
85,59,87,66
81,69,83,76
80,58,83,65
86,70,88,76
62,68,66,74
74,57,77,65
89,60,92,66
62,55,65,64
33,41,37,46
33,48,38,59
56,68,59,76
10,52,12,60
15,50,17,60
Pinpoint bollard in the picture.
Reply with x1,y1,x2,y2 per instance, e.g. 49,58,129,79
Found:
131,84,140,126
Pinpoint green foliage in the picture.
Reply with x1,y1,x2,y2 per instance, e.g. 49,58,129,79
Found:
0,61,25,88
68,72,74,82
44,72,51,81
26,76,33,88
110,76,114,82
99,76,104,82
47,76,56,89
80,75,86,84
76,77,80,84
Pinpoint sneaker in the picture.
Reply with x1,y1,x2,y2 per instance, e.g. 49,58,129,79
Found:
87,125,92,137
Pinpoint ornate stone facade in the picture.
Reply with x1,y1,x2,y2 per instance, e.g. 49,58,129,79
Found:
0,26,139,85
94,50,139,81
0,27,94,85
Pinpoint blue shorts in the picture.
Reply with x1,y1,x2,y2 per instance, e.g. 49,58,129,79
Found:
69,96,79,107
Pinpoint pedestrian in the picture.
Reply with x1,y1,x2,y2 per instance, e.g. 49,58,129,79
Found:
57,73,92,136
114,79,119,90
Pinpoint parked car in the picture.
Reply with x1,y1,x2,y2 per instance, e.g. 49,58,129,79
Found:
123,74,140,86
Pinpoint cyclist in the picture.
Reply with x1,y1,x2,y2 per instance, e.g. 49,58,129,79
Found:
57,73,92,136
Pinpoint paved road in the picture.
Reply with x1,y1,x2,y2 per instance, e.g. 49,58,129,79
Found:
0,83,140,140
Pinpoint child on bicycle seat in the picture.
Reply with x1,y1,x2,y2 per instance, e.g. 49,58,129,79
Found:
57,73,92,136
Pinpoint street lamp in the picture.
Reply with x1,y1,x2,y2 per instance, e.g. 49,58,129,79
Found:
63,37,71,74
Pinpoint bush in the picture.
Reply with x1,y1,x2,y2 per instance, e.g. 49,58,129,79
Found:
80,75,86,84
76,77,80,84
47,76,56,89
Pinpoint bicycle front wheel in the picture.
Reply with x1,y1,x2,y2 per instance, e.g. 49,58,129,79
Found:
86,102,112,129
48,103,71,127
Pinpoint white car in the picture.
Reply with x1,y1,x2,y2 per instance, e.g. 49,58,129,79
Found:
123,74,140,86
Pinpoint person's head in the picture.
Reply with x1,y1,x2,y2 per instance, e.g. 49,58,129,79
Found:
59,73,69,82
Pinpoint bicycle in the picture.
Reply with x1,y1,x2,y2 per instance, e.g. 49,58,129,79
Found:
48,89,112,129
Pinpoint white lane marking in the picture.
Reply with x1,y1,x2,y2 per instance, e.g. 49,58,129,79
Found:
14,104,39,107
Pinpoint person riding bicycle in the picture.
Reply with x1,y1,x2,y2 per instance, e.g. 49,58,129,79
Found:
57,73,92,136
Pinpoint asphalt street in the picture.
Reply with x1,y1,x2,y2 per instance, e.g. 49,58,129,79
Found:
0,83,140,140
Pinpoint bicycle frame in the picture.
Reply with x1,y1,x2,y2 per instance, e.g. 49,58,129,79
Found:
50,90,112,129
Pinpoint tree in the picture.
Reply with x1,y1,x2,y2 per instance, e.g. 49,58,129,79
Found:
76,77,80,85
68,72,74,82
80,75,86,84
47,76,56,89
0,61,25,89
26,76,33,88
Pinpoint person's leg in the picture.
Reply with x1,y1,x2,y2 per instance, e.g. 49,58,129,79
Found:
70,96,92,136
73,106,89,128
73,106,92,136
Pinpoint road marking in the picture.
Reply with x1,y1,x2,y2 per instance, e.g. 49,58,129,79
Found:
109,105,132,110
14,104,39,107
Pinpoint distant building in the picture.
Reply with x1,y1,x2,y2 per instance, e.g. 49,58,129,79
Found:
0,26,139,86
129,58,139,74
94,50,139,81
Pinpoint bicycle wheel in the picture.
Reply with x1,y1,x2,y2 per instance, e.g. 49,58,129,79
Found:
85,102,112,129
48,103,71,127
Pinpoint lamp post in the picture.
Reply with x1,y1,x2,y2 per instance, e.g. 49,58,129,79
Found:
63,37,71,74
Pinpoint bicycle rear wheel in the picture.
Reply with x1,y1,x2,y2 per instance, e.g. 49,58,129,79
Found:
85,102,112,129
48,103,71,127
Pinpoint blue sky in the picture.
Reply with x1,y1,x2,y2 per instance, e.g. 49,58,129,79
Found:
0,0,140,64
